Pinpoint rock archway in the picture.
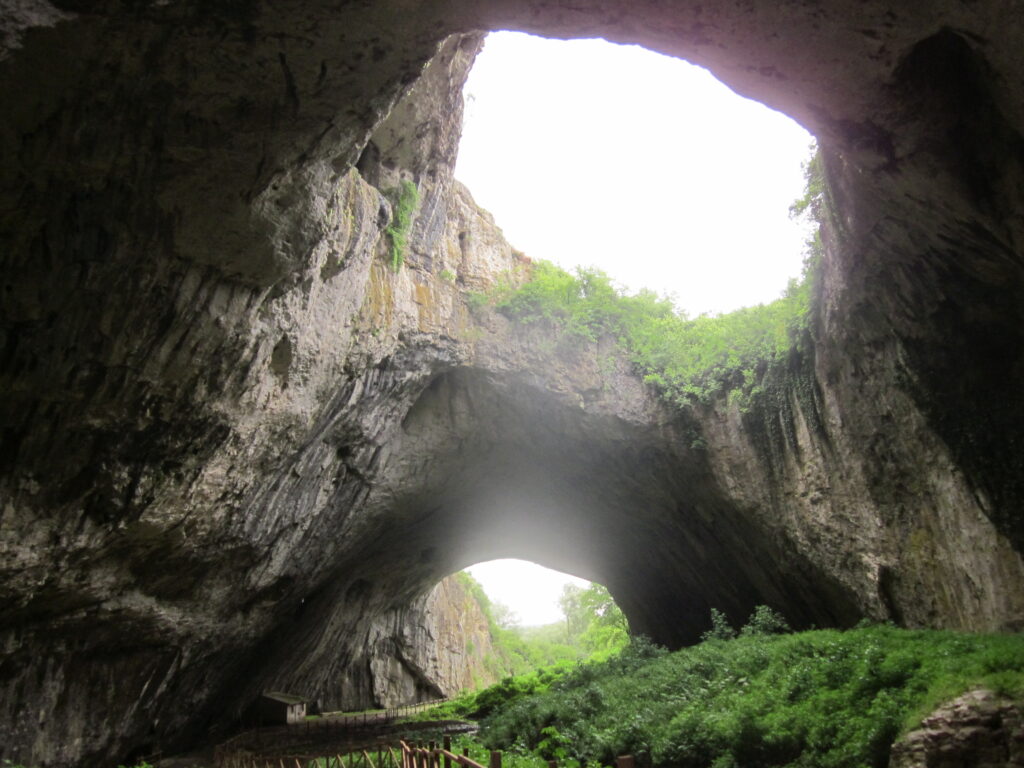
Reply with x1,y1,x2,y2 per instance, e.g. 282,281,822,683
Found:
2,2,1024,765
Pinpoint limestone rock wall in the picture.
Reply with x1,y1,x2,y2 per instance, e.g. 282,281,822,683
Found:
359,575,498,709
889,689,1024,768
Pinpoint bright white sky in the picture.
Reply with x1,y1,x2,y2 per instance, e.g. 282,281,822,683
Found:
467,559,589,626
456,33,815,626
455,31,815,317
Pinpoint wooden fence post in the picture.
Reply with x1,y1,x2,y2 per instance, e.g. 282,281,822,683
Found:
549,761,558,768
443,736,452,768
489,751,501,768
616,756,636,768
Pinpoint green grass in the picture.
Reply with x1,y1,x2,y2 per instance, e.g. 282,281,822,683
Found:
462,625,1023,768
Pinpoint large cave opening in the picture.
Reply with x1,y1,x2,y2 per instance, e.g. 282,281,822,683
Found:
3,3,1024,766
367,366,863,650
465,559,591,629
451,31,815,315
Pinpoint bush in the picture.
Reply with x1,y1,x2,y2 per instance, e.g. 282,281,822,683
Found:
701,608,736,642
472,625,1024,768
489,258,814,407
740,605,791,637
385,180,419,271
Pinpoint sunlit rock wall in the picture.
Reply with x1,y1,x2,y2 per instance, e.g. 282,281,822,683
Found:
356,575,498,709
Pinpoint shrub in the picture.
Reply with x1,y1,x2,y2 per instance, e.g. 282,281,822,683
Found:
385,180,419,271
701,608,736,642
472,625,1024,768
740,605,791,636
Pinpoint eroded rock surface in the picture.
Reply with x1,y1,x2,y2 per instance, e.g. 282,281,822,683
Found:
361,575,499,709
2,1,1024,765
890,689,1024,768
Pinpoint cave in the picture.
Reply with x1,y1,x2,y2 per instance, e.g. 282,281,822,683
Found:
2,2,1024,766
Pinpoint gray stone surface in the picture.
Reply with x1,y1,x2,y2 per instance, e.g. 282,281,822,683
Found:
890,689,1024,768
2,1,1024,766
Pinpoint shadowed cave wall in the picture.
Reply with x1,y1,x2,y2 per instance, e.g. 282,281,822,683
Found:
2,1,1024,765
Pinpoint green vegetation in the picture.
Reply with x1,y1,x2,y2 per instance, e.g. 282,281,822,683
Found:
454,622,1024,768
454,572,581,678
487,257,812,407
385,180,419,271
472,149,826,409
440,268,457,282
446,568,643,694
559,583,629,659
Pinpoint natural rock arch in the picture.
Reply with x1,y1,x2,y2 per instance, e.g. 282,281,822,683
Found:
2,2,1024,765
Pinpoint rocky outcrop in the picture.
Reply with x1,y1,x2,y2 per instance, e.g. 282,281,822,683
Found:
2,1,1024,766
889,689,1024,768
360,575,499,709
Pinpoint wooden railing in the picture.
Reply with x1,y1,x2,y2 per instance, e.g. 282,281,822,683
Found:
401,736,494,768
399,737,637,768
217,734,639,768
219,743,403,768
214,699,451,766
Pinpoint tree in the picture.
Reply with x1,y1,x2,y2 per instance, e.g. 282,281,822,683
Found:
559,582,629,656
491,601,520,630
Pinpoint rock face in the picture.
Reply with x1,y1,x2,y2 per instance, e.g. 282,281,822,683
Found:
889,689,1024,768
2,1,1024,766
362,575,500,709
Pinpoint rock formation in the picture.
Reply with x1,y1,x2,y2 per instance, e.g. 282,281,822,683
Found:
1,1,1023,765
362,575,501,709
889,689,1024,768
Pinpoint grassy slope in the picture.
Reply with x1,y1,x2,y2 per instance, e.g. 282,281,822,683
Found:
449,626,1024,768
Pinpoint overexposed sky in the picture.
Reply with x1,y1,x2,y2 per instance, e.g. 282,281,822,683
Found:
455,31,815,317
467,559,589,626
455,33,815,626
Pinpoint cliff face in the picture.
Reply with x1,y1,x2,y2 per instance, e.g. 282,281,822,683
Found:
361,575,499,709
2,1,1024,766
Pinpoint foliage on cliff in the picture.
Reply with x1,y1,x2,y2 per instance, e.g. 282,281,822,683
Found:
483,258,808,406
476,150,825,407
385,180,419,270
466,624,1024,768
